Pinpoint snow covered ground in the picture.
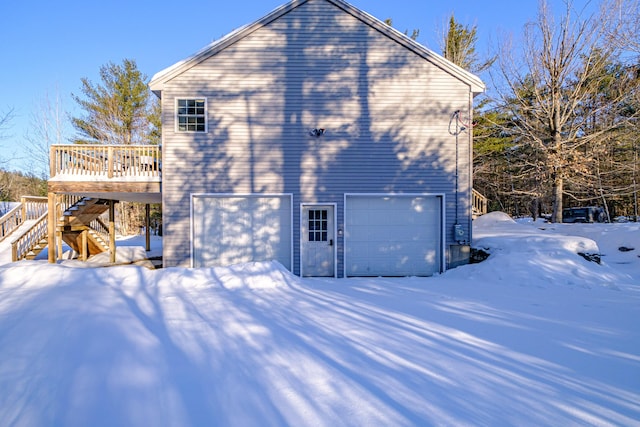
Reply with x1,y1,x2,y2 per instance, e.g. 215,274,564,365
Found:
0,213,638,426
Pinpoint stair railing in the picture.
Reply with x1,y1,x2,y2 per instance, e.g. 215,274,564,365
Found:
90,217,110,249
21,196,48,220
472,189,488,217
0,196,48,243
0,204,23,243
11,212,48,261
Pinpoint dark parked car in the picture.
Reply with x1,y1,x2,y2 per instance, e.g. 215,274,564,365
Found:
562,207,607,223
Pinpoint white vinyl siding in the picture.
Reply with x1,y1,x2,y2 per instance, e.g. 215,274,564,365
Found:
156,0,478,271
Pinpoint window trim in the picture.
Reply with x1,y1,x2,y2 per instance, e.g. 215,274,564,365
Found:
175,98,207,133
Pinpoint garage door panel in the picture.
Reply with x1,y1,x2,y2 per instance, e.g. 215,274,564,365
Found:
345,195,442,276
193,195,292,269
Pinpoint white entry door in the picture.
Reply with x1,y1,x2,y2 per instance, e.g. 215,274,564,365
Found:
301,205,335,277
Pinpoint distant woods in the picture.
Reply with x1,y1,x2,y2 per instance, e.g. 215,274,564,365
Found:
476,0,640,221
0,109,46,205
394,1,639,221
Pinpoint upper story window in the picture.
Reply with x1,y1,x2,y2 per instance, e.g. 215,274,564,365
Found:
176,98,206,132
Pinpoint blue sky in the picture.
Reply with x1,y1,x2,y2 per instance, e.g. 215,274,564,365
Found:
0,0,549,173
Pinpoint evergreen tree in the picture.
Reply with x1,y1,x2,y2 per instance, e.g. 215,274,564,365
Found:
70,59,162,235
383,18,419,41
71,59,157,145
147,97,162,146
440,15,495,73
439,15,505,213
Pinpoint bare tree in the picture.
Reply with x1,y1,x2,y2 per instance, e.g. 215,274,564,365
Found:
0,108,15,163
605,0,640,55
24,90,67,178
494,0,634,222
0,108,12,136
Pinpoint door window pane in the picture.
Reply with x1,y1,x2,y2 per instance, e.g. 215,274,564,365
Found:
308,209,328,241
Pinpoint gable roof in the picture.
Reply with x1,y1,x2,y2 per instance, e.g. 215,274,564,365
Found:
149,0,485,95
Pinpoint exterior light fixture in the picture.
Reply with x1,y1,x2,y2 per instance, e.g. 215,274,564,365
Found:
309,128,325,137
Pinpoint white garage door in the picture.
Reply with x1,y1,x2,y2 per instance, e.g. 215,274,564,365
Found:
192,194,292,269
345,194,443,276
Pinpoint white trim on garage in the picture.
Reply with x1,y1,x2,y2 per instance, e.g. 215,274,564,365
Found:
343,193,445,277
190,193,293,269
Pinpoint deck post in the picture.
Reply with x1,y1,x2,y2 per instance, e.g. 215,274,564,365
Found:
56,198,63,260
21,196,27,222
109,200,116,263
81,229,88,261
145,204,150,252
49,145,56,178
107,146,114,179
47,192,56,263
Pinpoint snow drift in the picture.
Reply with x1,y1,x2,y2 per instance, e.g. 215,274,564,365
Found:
0,215,638,426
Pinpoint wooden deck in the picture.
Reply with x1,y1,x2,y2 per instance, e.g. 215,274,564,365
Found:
48,144,162,203
46,145,162,264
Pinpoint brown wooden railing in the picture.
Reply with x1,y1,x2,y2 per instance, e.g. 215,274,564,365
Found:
0,204,22,243
0,196,48,243
91,217,110,248
50,144,161,179
22,196,48,219
11,212,48,261
472,189,488,217
59,194,86,217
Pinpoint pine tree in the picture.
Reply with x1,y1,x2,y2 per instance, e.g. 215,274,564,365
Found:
70,59,161,235
383,18,419,41
440,15,495,73
71,59,155,145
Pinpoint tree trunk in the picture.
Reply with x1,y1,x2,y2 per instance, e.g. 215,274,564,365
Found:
552,174,564,223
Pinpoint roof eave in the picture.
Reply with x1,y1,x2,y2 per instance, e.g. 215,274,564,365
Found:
325,0,486,93
149,0,311,92
149,0,485,94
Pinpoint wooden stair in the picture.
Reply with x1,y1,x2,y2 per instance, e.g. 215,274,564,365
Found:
25,237,49,260
58,198,111,257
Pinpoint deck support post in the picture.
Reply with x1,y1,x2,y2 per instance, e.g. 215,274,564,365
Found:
57,197,63,259
80,229,88,261
47,192,56,263
21,196,27,222
145,204,150,252
56,230,62,260
109,200,116,264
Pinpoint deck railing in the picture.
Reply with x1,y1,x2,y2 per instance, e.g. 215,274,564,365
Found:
50,144,161,179
472,189,488,217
